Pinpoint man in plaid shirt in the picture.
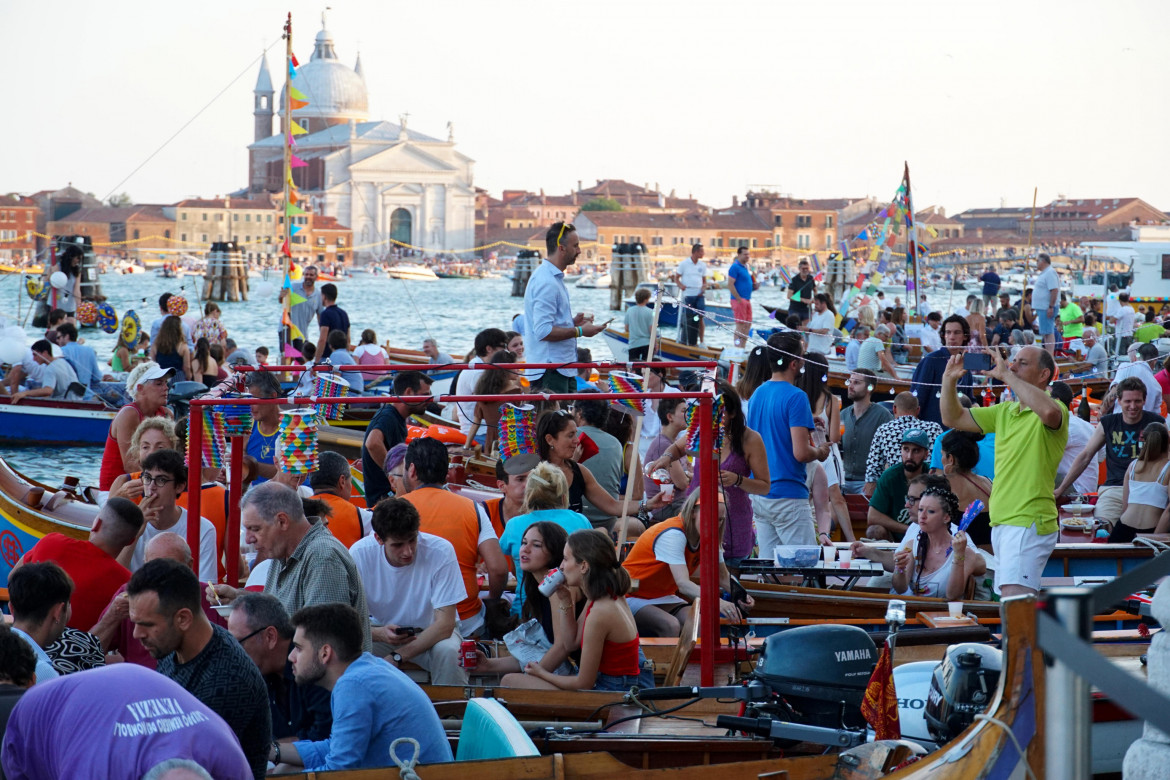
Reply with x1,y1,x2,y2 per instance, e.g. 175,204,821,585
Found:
863,392,943,495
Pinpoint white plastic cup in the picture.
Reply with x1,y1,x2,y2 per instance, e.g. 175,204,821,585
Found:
838,548,853,568
823,545,837,564
661,482,675,500
948,601,963,619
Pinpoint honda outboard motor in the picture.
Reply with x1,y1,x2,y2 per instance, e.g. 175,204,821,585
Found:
751,624,878,731
923,642,1002,742
168,380,209,421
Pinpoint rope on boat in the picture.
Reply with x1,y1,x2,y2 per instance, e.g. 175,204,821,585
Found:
389,736,422,780
972,713,1039,780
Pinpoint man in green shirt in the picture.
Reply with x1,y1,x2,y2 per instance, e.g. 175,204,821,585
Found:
865,429,930,541
1058,293,1084,350
941,346,1067,598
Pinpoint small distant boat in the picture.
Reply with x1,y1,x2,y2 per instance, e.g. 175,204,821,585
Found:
577,272,612,289
386,264,439,281
436,271,476,280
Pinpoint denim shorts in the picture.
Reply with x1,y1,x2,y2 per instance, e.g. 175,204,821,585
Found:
1035,308,1055,335
592,653,655,691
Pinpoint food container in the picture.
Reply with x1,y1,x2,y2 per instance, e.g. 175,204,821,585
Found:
775,545,820,568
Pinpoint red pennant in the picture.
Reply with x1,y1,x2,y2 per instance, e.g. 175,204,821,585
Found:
860,641,901,741
291,53,300,67
281,239,291,257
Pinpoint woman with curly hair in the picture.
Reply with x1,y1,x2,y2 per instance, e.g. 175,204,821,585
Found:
891,485,986,600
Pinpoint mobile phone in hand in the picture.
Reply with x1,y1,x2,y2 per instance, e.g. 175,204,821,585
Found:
397,626,420,637
962,352,992,372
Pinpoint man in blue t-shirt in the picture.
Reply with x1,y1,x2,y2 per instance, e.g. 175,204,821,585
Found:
244,371,283,485
727,246,754,348
979,266,1001,309
745,331,832,556
316,283,350,360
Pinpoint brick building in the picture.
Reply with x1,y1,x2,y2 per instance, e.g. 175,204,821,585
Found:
46,206,174,259
0,194,40,262
572,208,772,264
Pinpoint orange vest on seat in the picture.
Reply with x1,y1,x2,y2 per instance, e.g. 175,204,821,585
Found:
621,516,700,600
176,482,228,581
314,492,363,549
404,487,482,619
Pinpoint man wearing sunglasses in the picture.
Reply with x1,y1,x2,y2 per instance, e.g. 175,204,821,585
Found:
119,448,218,582
523,221,607,393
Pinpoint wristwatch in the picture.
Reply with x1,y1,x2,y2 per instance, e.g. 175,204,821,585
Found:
391,651,402,664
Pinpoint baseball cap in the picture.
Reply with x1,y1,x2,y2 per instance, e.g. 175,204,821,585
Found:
901,429,930,449
502,452,540,477
133,364,176,392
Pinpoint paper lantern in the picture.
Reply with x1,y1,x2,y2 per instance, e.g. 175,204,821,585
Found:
96,302,118,334
276,407,318,475
76,301,99,326
497,403,537,460
216,397,254,437
166,295,188,317
119,310,141,347
311,374,351,421
607,371,645,415
684,394,726,453
200,408,227,469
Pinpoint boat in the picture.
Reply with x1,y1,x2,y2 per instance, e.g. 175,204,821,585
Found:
386,264,440,281
602,327,724,364
622,281,683,326
0,397,117,446
576,272,612,289
0,457,94,583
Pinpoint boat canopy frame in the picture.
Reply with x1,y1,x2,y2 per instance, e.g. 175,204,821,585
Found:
186,359,729,685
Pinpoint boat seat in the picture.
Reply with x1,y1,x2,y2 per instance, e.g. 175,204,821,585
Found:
454,698,539,761
19,486,45,509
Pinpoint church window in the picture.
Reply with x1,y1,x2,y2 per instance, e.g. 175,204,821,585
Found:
260,96,269,110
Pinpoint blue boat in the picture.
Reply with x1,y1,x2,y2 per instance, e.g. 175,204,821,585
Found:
0,398,116,446
622,281,735,329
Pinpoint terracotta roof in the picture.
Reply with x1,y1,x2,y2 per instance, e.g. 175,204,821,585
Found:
0,194,38,208
576,208,769,231
578,179,656,197
173,197,276,209
312,215,350,230
49,205,172,223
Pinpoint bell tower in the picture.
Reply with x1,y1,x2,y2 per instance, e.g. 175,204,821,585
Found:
253,53,274,143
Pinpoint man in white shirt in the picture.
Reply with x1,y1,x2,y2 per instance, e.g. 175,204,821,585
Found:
349,498,468,685
523,222,606,393
804,294,837,355
454,328,507,445
1109,292,1135,356
9,339,80,403
1108,342,1163,414
1031,253,1061,355
7,562,72,684
919,312,943,352
118,449,219,581
673,244,707,346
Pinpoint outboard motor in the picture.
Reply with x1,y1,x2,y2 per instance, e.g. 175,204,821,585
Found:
923,642,1003,742
749,624,878,731
168,380,209,422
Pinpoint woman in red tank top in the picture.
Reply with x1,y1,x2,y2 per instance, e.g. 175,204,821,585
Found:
512,529,652,691
100,363,174,490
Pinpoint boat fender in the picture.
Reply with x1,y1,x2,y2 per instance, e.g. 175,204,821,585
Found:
423,425,465,445
406,425,427,442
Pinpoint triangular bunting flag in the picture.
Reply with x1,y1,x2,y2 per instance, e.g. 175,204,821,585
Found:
289,290,307,305
290,98,309,110
856,229,868,241
283,342,302,358
289,189,299,204
281,239,292,257
282,274,292,290
290,154,308,168
287,321,304,341
286,202,306,216
924,224,938,238
290,224,303,236
288,61,296,79
281,309,292,327
290,121,307,136
290,53,300,68
290,86,307,100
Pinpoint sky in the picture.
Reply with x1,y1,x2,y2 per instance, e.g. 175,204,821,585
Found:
4,0,1168,215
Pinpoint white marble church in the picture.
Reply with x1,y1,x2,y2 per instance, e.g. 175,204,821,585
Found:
247,18,477,260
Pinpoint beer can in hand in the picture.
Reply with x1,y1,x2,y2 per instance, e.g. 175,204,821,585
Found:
459,640,478,669
538,568,566,597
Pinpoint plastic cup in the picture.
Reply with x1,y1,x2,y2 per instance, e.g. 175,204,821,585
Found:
838,548,853,568
948,601,963,619
823,545,837,564
661,482,675,500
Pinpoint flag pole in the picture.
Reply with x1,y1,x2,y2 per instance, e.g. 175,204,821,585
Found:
904,162,922,324
280,13,293,349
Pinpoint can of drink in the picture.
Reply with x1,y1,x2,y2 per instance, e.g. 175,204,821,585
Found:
538,568,566,597
459,640,478,669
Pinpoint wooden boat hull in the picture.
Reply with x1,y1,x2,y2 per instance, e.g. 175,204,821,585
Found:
0,457,94,582
0,398,116,446
603,328,723,364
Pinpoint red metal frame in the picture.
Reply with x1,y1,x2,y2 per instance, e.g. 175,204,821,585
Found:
187,360,724,685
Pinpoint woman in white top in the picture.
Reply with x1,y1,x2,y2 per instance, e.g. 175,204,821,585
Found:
892,486,985,600
1119,422,1170,542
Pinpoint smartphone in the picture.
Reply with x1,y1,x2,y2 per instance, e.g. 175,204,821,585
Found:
963,352,992,372
397,626,421,637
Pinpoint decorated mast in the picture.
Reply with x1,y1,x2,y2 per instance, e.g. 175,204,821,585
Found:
902,162,923,323
279,13,311,352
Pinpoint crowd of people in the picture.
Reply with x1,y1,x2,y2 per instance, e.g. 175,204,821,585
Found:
6,225,1170,776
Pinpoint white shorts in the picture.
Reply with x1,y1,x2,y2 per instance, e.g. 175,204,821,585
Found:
991,524,1057,593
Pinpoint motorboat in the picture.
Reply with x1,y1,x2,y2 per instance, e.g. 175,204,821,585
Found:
386,263,440,281
576,272,612,289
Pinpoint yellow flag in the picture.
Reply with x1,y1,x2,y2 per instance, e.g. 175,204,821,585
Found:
290,121,307,136
925,225,938,238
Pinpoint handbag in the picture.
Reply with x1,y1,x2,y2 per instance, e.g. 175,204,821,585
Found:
503,618,573,676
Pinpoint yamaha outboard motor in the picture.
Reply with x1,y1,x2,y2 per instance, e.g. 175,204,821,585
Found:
923,642,1003,742
750,624,878,731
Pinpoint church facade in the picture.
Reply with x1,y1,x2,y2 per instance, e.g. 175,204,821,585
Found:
247,20,476,261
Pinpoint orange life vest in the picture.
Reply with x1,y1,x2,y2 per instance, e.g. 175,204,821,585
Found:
621,516,700,600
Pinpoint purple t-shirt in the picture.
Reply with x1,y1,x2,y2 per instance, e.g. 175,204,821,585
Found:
2,664,252,780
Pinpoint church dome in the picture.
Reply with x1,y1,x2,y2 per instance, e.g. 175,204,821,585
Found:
279,24,368,129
